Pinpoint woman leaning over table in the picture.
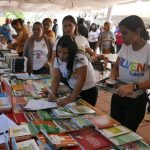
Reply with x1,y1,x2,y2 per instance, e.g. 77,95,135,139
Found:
110,15,150,132
49,35,98,107
23,22,53,74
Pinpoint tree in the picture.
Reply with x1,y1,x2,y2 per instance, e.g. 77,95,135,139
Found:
4,11,25,19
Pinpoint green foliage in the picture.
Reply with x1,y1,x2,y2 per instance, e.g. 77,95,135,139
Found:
4,11,25,19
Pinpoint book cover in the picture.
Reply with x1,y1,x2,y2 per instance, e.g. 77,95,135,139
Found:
109,132,142,146
13,113,27,124
9,124,32,140
51,107,73,118
98,125,131,138
70,127,112,150
16,139,40,150
65,102,95,115
118,140,150,150
31,120,60,134
40,131,79,149
24,111,41,122
53,119,79,132
71,116,92,128
0,93,12,111
86,115,119,129
37,110,53,120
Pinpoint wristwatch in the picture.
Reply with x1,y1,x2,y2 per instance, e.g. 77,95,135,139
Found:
134,83,139,91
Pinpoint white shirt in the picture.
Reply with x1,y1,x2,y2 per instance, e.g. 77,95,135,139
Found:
54,52,97,90
53,35,90,52
33,39,48,70
118,43,150,83
88,31,99,42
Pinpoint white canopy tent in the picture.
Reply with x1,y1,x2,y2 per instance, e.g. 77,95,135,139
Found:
0,0,136,12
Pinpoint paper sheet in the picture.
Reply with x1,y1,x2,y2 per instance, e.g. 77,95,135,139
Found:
24,99,57,110
0,114,17,144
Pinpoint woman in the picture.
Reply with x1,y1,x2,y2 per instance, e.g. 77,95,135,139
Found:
23,22,53,74
97,22,116,54
49,35,98,107
110,15,150,132
88,23,99,52
52,15,100,64
8,18,30,56
42,18,55,42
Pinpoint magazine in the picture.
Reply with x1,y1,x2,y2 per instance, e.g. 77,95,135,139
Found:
98,125,131,138
70,127,111,150
65,102,95,115
109,132,142,146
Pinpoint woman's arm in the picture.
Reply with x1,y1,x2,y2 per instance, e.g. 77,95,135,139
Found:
56,66,87,106
50,68,61,99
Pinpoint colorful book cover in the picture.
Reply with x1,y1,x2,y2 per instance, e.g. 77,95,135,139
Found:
118,140,150,150
9,124,32,140
13,113,27,124
98,125,131,138
86,115,119,129
31,120,60,133
70,127,112,150
24,111,41,122
109,132,142,146
37,110,56,120
16,139,40,150
51,107,73,118
40,131,79,149
71,116,92,128
65,102,95,115
53,119,80,132
0,93,12,111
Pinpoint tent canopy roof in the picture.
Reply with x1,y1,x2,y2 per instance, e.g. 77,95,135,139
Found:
0,0,136,12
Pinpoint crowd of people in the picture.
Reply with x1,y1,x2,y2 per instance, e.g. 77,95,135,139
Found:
0,15,150,133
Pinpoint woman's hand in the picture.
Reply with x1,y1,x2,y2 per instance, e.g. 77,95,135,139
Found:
42,87,55,101
117,83,134,97
55,97,72,107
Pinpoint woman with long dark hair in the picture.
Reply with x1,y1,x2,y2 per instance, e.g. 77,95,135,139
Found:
110,15,150,132
49,35,98,106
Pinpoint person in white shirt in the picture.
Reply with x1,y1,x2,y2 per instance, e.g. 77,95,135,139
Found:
49,35,98,106
51,15,101,64
88,23,99,52
23,22,53,74
111,15,150,132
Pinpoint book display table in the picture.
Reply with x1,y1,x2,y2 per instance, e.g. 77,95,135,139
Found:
0,49,149,149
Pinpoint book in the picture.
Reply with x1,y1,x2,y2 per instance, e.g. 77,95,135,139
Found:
0,93,12,111
98,125,131,138
53,119,80,132
16,139,40,150
71,116,92,128
31,120,60,134
37,110,53,120
51,107,73,118
65,102,95,115
118,140,150,150
9,124,32,141
40,131,79,149
109,132,142,146
70,127,112,150
86,115,119,129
